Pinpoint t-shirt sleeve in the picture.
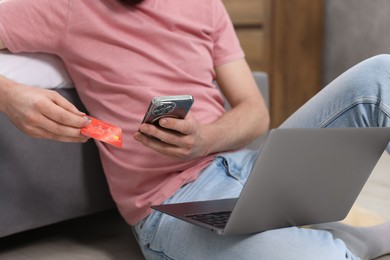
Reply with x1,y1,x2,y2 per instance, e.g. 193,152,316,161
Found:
211,0,245,67
0,0,69,53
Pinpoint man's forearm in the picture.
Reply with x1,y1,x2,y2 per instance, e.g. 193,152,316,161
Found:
0,38,14,110
0,75,16,113
201,97,270,155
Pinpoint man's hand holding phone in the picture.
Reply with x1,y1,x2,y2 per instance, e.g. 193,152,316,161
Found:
140,95,194,125
134,95,209,160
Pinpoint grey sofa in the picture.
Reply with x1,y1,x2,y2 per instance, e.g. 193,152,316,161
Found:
323,0,390,86
0,88,116,238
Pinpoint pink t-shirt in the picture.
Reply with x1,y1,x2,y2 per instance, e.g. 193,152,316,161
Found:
0,0,244,225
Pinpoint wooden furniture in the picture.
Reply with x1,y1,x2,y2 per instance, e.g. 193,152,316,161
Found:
223,0,324,127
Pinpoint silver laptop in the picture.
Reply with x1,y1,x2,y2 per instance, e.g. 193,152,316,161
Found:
152,128,390,235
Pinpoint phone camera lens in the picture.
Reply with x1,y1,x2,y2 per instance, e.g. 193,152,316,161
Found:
153,104,166,115
163,103,175,114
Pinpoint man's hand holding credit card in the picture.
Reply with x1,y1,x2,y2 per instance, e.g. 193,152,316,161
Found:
81,116,122,148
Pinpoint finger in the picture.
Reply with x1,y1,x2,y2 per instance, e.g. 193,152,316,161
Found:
49,133,90,143
28,112,87,139
139,123,185,147
159,117,193,135
134,132,188,159
134,131,173,150
44,116,87,138
147,121,195,149
51,92,86,116
42,102,89,129
30,126,90,143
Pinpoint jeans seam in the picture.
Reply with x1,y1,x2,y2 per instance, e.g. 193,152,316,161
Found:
319,96,381,128
144,245,175,260
379,99,390,119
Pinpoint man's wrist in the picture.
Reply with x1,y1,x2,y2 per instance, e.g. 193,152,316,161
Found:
0,75,14,113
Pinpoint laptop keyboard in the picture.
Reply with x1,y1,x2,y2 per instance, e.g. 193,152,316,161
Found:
186,211,232,228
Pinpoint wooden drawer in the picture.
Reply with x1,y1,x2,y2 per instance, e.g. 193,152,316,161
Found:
236,29,269,72
223,0,270,26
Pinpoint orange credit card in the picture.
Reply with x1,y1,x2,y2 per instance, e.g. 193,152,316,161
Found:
81,116,122,148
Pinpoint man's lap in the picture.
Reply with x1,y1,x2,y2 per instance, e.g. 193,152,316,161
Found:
134,149,357,260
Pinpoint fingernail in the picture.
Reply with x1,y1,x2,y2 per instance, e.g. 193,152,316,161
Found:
160,119,167,126
83,116,91,127
139,125,148,132
81,137,90,143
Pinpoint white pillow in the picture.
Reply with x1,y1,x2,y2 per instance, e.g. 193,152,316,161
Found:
0,50,74,89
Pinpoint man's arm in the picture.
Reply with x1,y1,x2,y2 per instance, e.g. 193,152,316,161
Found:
0,37,89,142
0,75,90,142
207,58,270,149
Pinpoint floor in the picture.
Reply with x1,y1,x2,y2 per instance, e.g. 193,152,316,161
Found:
0,153,389,260
357,151,390,260
355,150,390,221
0,210,144,260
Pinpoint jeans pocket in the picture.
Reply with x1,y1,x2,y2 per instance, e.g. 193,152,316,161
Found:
216,149,258,185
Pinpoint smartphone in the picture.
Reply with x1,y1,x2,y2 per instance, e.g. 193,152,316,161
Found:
141,95,194,125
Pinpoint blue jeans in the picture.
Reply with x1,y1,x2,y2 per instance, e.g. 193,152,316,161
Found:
133,54,390,259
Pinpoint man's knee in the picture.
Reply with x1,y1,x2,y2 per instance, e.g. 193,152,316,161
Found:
358,54,390,75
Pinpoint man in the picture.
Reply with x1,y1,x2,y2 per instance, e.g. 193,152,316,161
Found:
0,0,389,259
